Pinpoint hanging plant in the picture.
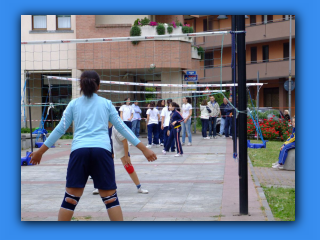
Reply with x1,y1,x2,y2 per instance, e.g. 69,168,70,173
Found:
197,46,204,60
141,17,150,26
156,23,165,35
167,26,173,34
130,26,141,45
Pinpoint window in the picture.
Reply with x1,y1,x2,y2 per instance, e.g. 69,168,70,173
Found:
262,45,269,62
56,15,71,30
264,88,279,107
283,42,289,60
203,19,207,42
250,15,256,26
251,47,257,63
32,15,47,30
267,15,273,23
204,50,213,68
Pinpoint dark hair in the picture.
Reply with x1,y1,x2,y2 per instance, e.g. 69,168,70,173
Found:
201,99,208,105
150,101,155,110
186,97,192,104
167,98,173,105
170,102,180,111
124,98,130,101
80,70,100,98
157,100,163,108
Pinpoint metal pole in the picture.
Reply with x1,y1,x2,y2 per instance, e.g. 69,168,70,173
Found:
27,72,33,152
237,15,248,215
257,71,259,141
288,15,292,115
232,15,237,158
193,92,196,134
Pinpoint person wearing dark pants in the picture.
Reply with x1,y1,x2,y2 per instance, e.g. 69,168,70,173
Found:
157,100,165,145
208,95,220,139
161,99,175,152
146,101,160,148
223,99,233,138
162,102,184,157
200,99,211,139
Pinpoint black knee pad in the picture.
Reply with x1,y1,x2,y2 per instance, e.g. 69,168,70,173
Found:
61,191,81,211
101,191,120,210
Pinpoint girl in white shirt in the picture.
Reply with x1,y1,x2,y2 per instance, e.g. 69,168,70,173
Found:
146,101,160,148
200,99,211,139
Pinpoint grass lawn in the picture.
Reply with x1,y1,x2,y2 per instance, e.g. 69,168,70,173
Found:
262,185,295,221
248,140,283,167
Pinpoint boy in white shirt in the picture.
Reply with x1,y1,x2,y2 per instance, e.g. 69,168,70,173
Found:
93,122,148,194
119,98,134,129
146,101,160,148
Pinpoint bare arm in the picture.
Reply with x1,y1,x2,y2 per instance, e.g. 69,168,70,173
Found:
29,144,49,165
161,116,165,130
121,139,131,165
120,111,123,120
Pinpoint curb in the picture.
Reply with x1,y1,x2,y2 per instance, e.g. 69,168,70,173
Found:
248,156,275,221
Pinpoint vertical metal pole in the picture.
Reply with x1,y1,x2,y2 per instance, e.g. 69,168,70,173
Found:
237,15,248,215
49,83,54,133
257,71,259,141
193,92,196,134
232,15,237,158
27,72,33,152
288,15,292,115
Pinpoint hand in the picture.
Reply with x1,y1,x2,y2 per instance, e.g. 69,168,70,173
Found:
167,130,170,136
280,146,284,151
128,117,132,121
29,151,43,165
161,125,164,130
172,121,177,125
142,148,157,162
184,119,187,123
122,156,131,165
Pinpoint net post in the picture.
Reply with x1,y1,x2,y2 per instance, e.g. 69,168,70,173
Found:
231,15,237,159
27,71,33,152
237,15,248,215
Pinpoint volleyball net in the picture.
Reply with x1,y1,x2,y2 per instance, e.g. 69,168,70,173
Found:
21,30,261,130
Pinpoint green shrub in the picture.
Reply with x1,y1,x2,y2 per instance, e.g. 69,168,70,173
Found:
140,17,150,26
21,127,36,133
133,18,140,26
130,26,141,45
167,26,173,34
145,87,156,100
197,46,204,60
156,24,165,35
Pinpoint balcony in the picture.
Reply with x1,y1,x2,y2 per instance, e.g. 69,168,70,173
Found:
202,58,295,83
203,19,295,49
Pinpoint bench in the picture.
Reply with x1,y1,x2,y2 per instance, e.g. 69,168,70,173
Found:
283,149,295,171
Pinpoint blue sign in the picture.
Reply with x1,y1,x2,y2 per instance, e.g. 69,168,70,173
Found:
186,71,197,75
184,75,198,82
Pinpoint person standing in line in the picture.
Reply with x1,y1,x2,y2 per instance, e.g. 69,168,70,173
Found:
131,100,142,138
161,99,175,152
208,95,220,139
224,98,233,138
146,101,160,148
218,98,228,137
119,98,134,129
162,102,184,157
156,100,165,146
181,97,193,146
29,70,156,221
200,99,211,139
228,96,234,137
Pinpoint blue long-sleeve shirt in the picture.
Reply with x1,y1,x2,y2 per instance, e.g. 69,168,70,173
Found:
169,109,184,130
44,93,140,152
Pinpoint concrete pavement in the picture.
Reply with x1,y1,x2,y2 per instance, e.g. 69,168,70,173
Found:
21,134,270,221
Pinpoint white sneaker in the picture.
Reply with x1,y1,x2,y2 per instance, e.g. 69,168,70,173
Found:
146,145,152,148
182,142,185,146
272,163,281,169
213,136,217,139
92,189,99,195
222,136,226,138
272,162,278,166
187,142,192,146
229,136,233,138
156,144,160,148
160,143,164,146
152,143,154,146
279,165,284,170
129,143,132,146
138,187,148,194
162,150,167,155
174,153,183,157
204,137,210,139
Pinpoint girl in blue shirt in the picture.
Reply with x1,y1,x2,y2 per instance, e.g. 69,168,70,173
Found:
162,102,184,157
30,70,157,221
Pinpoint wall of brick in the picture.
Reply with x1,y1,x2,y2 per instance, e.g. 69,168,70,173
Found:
155,15,184,24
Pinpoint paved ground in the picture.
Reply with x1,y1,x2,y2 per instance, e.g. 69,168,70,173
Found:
253,167,295,188
21,134,269,221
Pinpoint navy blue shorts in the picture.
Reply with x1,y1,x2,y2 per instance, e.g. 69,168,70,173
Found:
66,148,117,190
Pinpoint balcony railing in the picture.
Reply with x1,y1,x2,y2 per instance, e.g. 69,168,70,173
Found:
201,57,295,83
